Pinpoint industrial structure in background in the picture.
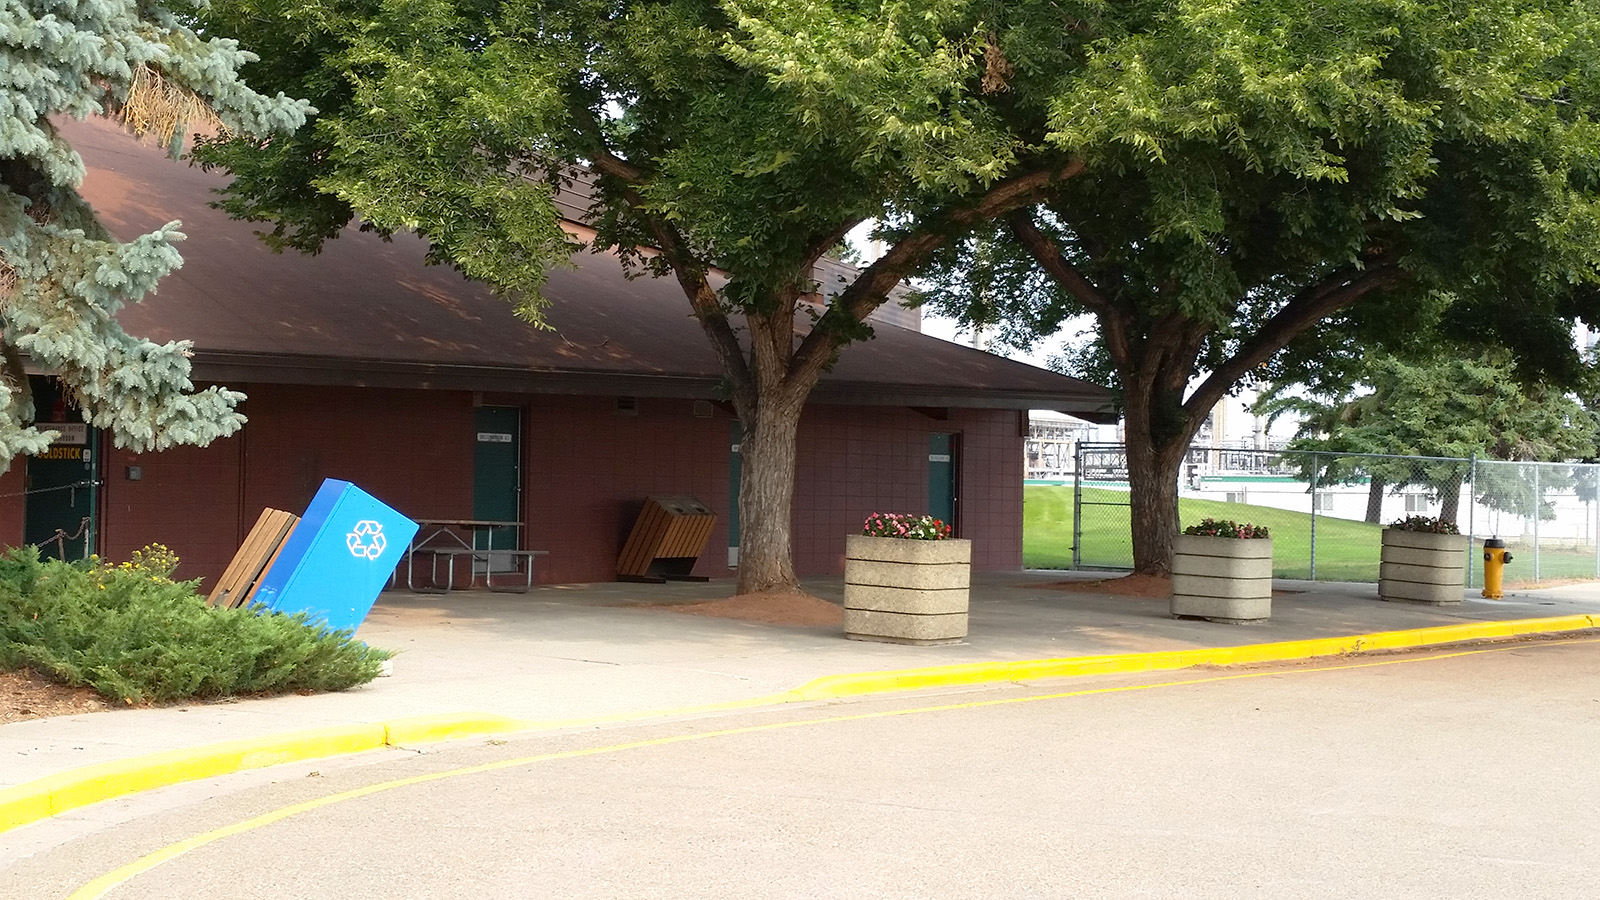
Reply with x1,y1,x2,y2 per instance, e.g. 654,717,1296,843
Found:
1026,406,1286,483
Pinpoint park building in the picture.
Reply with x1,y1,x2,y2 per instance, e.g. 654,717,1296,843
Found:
0,117,1116,588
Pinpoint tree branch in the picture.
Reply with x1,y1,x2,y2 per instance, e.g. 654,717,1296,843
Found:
1005,209,1113,318
645,222,758,416
561,105,759,413
1006,205,1145,369
1185,263,1402,419
586,158,754,411
790,159,1087,379
587,147,645,186
1150,312,1211,394
564,100,644,185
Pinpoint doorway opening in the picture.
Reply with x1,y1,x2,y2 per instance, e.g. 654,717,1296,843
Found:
929,432,961,536
24,376,98,561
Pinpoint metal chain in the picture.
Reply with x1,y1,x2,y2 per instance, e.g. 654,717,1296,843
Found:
0,479,99,499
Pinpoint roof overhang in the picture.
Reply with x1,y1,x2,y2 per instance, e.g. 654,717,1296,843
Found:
191,350,1120,422
66,116,1118,425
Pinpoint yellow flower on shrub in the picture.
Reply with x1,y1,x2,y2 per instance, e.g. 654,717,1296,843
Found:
94,544,180,586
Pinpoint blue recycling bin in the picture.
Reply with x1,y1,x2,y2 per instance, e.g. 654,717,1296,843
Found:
253,479,418,633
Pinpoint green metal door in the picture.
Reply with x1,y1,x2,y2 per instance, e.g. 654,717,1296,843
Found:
24,377,98,561
473,407,521,563
928,432,959,536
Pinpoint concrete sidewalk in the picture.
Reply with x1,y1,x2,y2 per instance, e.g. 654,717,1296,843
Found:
4,569,1600,833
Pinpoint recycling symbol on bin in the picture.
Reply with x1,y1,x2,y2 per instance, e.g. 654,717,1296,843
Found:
346,520,388,559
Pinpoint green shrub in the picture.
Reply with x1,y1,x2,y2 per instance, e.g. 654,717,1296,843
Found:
0,545,392,704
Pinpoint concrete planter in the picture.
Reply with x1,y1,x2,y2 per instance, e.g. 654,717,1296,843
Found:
843,534,971,645
1170,534,1274,623
1378,529,1468,605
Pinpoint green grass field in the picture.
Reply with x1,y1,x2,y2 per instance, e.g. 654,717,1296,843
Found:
1023,484,1600,585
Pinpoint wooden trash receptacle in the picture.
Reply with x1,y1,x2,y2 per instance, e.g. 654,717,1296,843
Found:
617,496,717,582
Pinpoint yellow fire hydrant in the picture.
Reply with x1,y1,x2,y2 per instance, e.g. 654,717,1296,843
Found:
1482,537,1513,599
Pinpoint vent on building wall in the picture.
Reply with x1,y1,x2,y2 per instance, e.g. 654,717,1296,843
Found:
693,400,714,418
615,396,639,416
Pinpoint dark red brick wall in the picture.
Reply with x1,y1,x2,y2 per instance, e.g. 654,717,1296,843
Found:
103,438,242,583
58,385,1026,588
791,405,1023,575
522,395,732,583
101,384,473,586
237,384,475,522
957,407,1028,571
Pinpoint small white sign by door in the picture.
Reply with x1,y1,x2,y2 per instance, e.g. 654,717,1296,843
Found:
45,423,89,445
477,432,514,443
929,453,951,463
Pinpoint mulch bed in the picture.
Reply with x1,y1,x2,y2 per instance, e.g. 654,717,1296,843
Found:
0,669,111,724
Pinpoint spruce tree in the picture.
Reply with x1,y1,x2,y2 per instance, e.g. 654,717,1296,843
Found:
0,0,307,465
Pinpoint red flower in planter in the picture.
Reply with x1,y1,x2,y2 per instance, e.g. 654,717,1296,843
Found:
862,512,953,540
1182,517,1270,539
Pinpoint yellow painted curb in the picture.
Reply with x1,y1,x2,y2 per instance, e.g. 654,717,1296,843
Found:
4,614,1597,836
0,713,529,835
792,614,1600,700
383,714,531,747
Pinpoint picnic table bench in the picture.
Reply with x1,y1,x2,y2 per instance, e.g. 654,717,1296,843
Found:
401,519,547,594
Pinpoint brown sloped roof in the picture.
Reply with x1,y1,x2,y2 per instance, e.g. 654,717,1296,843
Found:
67,117,1116,421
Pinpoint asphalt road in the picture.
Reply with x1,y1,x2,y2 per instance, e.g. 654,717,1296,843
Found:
7,637,1600,900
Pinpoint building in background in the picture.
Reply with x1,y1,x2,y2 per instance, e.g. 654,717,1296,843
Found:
0,118,1116,587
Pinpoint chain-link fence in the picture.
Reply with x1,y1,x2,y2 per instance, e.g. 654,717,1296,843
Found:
1026,443,1600,587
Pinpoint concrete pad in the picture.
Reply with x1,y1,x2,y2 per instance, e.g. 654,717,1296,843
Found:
4,570,1600,834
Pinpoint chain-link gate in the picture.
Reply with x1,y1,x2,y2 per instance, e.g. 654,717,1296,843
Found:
1046,444,1600,588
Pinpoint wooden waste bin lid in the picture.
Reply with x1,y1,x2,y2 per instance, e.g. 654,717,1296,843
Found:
617,495,717,577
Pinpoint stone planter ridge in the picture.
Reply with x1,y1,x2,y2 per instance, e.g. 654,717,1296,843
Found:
1170,533,1274,623
843,534,971,645
1378,529,1468,605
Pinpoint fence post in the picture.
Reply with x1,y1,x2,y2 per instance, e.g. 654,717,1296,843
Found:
1309,452,1318,582
1072,441,1083,571
1466,454,1476,590
1533,462,1542,582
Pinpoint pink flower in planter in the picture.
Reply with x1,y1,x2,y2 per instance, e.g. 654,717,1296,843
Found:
861,512,953,541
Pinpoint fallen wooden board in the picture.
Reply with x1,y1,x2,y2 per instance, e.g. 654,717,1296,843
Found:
206,508,299,609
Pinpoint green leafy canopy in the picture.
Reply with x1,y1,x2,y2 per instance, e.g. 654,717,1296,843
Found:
186,0,1600,579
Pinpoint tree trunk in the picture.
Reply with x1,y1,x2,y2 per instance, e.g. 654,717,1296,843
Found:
1122,387,1196,576
1437,477,1462,526
724,303,835,597
1126,443,1184,575
735,393,804,594
1365,475,1386,524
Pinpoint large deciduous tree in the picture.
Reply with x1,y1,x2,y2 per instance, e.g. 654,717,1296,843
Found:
917,0,1600,574
0,0,307,464
195,0,1600,585
193,0,1085,594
